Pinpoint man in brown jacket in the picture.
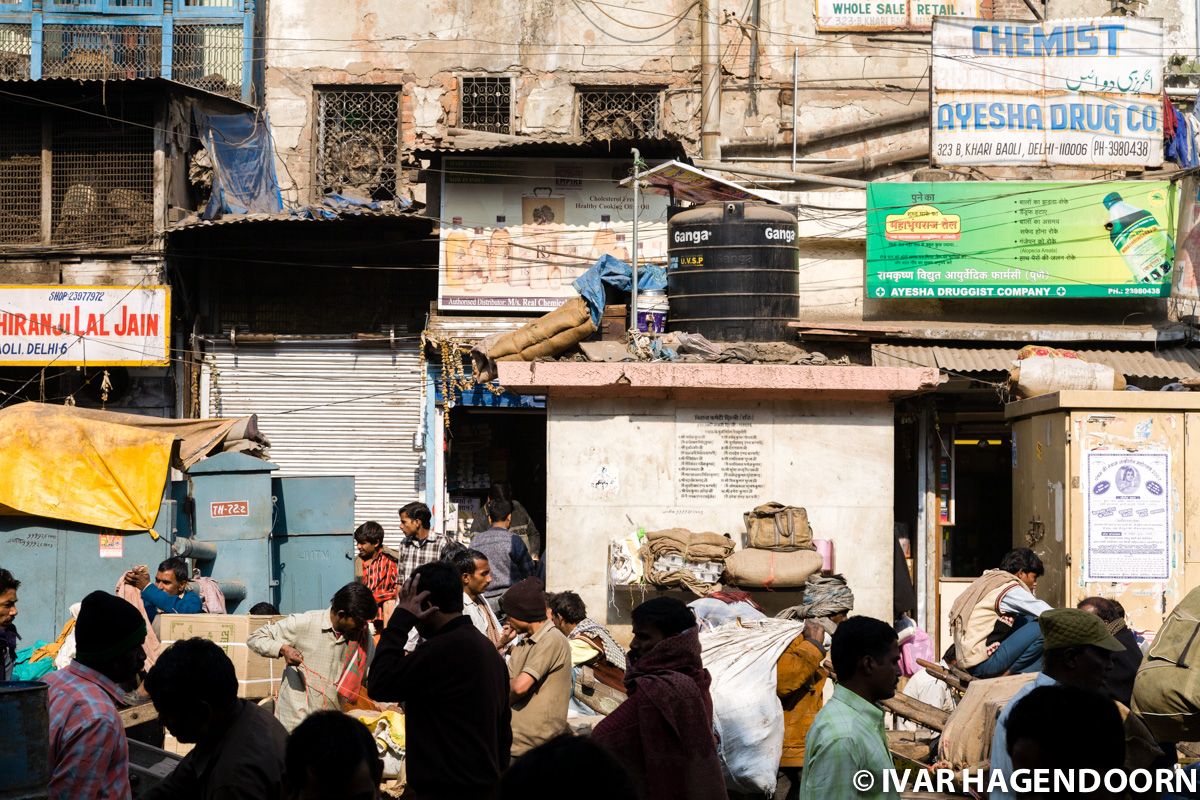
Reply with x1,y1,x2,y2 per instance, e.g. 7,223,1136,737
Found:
777,619,828,800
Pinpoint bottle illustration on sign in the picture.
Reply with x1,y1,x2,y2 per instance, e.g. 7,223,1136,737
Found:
489,215,511,284
466,230,487,292
444,217,469,286
591,214,618,261
1102,192,1174,284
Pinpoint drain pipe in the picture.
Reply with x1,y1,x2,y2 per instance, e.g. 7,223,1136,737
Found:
630,148,641,333
791,48,798,171
694,159,868,189
700,0,722,160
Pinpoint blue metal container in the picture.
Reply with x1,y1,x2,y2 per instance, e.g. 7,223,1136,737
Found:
0,681,49,799
271,476,355,613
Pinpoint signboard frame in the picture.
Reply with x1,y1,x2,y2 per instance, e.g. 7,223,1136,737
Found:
0,284,171,367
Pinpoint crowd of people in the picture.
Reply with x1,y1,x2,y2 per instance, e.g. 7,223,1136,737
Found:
0,508,1186,799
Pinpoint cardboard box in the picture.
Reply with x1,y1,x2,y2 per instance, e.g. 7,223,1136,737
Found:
154,614,283,699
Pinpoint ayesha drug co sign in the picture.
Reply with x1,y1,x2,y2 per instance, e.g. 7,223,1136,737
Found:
932,17,1164,168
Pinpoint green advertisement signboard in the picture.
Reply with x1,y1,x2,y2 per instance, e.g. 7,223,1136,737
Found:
866,181,1176,299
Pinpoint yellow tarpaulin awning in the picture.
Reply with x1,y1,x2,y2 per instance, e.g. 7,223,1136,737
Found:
0,402,266,533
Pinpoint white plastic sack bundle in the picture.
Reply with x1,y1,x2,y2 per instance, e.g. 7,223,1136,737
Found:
701,618,806,795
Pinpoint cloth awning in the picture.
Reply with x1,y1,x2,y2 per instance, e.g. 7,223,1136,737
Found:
872,345,1200,380
619,160,778,205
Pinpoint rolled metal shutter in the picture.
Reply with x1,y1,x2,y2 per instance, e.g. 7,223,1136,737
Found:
205,342,423,545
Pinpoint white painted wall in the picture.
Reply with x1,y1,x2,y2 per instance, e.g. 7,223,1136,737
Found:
544,396,896,637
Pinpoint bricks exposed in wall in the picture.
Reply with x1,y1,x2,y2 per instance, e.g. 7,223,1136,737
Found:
991,0,1039,19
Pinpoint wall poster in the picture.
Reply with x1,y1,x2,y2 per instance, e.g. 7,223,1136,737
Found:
439,158,669,312
1083,450,1170,582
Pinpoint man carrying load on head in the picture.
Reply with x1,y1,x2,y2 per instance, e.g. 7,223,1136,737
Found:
949,548,1052,678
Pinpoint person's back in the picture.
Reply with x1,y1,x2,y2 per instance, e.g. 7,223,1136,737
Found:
472,498,534,598
592,597,724,800
368,561,512,796
42,591,148,800
142,637,287,800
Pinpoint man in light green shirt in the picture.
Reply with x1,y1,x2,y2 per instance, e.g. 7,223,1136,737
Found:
800,616,902,800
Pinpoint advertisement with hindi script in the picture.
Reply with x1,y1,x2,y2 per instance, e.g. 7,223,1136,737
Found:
0,285,169,366
866,181,1177,299
931,17,1164,167
438,157,668,312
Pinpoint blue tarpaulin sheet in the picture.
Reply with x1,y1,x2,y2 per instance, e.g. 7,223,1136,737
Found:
572,254,667,327
201,112,284,219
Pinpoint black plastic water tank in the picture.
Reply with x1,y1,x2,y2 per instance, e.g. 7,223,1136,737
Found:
667,201,799,342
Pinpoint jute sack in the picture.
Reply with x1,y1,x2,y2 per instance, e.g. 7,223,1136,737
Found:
938,672,1037,769
744,503,814,552
1133,585,1200,742
723,548,822,589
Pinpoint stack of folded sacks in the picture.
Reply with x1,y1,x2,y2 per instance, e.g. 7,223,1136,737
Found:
639,528,736,596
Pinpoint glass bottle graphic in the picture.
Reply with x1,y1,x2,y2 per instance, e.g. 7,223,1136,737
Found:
489,215,511,285
465,228,487,292
590,214,618,261
444,216,469,286
1102,192,1174,284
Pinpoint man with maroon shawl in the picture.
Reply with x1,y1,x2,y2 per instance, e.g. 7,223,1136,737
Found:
592,597,725,800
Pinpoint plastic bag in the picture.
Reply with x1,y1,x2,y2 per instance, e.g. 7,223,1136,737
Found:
701,618,806,794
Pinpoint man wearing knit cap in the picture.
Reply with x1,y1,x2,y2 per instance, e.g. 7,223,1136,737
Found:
503,577,570,756
42,590,147,800
989,607,1162,800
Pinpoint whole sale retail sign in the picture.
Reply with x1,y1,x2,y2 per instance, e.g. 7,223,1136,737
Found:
0,285,169,365
932,17,1164,167
866,181,1176,299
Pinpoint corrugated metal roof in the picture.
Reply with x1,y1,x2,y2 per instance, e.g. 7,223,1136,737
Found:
169,207,427,231
0,76,252,109
425,314,530,341
872,345,1200,380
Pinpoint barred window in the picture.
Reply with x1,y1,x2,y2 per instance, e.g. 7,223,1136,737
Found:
315,88,400,202
0,117,41,246
577,88,661,139
460,76,511,134
0,23,32,81
173,23,243,98
41,24,162,80
51,111,154,247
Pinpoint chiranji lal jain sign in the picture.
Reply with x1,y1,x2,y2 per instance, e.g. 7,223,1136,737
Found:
932,17,1164,168
0,285,170,366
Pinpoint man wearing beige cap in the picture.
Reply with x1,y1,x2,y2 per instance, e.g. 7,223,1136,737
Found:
989,608,1160,800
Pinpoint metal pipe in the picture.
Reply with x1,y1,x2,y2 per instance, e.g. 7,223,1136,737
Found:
630,148,640,332
693,159,868,189
748,0,760,116
728,107,929,150
218,580,247,603
173,538,218,561
798,145,929,176
791,48,798,172
699,0,722,160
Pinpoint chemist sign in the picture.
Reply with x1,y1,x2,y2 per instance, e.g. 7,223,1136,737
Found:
816,0,976,31
866,181,1176,299
932,17,1164,167
0,285,170,366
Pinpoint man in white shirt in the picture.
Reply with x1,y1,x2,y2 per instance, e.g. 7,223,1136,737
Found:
453,548,507,650
895,646,958,733
948,548,1053,679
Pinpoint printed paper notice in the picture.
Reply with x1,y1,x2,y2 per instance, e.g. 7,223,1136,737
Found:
675,411,770,504
1084,450,1170,582
99,533,124,559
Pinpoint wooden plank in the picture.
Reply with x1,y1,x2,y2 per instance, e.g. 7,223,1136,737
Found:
882,694,949,732
915,658,968,692
120,702,159,728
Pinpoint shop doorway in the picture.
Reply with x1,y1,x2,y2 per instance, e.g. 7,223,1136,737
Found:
446,406,548,557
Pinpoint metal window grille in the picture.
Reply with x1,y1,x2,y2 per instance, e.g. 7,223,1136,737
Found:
51,112,154,247
173,24,242,98
315,89,400,201
0,23,32,80
0,117,41,246
459,76,511,134
182,0,239,7
42,24,162,81
577,88,661,139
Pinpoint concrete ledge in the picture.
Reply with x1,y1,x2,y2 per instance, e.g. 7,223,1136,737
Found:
497,361,941,400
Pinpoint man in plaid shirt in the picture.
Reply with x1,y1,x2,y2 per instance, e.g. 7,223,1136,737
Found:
397,502,446,583
43,591,148,800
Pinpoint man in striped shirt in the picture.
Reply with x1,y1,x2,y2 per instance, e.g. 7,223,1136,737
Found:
43,590,148,800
